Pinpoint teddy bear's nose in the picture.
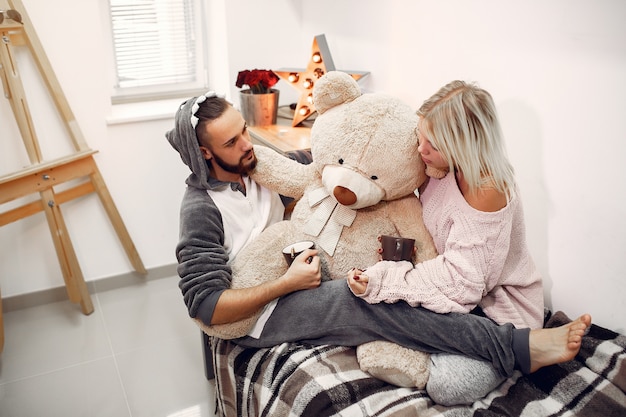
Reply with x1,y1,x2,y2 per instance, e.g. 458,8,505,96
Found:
333,186,357,206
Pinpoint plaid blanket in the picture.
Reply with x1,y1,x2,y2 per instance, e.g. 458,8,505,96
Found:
211,311,626,416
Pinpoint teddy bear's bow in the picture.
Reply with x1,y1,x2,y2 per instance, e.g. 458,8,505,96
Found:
303,187,357,256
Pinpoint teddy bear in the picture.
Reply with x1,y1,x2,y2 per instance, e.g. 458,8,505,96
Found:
197,71,439,388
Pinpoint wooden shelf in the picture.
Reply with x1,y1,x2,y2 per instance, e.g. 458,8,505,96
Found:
248,105,313,153
249,124,311,154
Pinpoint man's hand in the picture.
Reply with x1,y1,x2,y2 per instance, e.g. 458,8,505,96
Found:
211,248,321,325
280,249,321,292
347,268,369,295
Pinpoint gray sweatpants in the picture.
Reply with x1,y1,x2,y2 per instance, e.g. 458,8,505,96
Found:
235,279,530,378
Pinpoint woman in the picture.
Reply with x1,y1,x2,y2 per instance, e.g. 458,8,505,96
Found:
349,80,547,405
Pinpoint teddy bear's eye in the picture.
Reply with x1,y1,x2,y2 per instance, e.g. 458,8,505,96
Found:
371,175,378,180
338,158,344,164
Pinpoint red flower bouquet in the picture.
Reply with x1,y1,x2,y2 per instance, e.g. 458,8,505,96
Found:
236,69,280,94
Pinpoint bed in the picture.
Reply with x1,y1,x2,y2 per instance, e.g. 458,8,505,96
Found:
208,310,626,417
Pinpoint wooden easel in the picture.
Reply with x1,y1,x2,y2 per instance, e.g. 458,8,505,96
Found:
0,0,146,346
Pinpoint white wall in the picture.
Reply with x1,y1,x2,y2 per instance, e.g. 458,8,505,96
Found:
1,0,624,332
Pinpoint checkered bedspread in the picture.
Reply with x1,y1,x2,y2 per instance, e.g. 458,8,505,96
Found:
211,311,626,416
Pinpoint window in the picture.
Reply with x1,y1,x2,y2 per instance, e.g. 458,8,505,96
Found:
109,0,207,103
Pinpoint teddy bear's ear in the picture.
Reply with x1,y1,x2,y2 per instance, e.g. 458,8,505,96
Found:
313,71,362,114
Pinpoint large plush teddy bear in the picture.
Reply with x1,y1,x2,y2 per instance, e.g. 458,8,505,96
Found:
199,71,439,388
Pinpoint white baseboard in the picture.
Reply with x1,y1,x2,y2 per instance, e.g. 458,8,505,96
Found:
2,264,178,313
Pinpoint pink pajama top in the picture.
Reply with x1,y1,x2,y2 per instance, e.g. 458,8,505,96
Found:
357,172,544,329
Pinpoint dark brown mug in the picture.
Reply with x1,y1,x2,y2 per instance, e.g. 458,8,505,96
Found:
380,235,415,262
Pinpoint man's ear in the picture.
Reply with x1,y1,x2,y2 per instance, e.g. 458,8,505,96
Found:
199,145,212,160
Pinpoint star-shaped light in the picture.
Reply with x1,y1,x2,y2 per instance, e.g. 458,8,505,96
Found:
275,34,369,127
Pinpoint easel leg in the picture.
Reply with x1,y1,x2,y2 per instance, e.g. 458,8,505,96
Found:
40,188,94,315
0,288,4,353
89,159,147,275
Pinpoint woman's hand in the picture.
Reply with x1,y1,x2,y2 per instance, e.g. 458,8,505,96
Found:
347,268,369,295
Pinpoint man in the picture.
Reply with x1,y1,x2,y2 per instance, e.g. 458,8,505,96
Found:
166,92,591,382
167,92,320,330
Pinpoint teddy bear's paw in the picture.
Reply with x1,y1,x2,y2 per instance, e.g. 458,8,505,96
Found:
356,341,430,389
363,365,421,388
425,165,448,179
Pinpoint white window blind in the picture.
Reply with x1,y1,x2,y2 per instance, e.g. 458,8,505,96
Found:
109,0,206,102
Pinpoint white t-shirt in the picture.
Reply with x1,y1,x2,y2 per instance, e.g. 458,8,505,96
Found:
208,176,284,337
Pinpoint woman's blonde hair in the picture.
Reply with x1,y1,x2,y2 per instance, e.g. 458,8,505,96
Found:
417,80,515,198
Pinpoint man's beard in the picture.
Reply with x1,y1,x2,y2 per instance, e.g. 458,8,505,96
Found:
211,149,257,175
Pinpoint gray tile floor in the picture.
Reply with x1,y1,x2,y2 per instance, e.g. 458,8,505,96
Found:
0,276,217,417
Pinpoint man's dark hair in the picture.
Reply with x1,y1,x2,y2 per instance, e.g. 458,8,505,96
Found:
195,96,230,147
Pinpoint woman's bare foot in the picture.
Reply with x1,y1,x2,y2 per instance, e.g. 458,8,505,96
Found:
529,314,592,372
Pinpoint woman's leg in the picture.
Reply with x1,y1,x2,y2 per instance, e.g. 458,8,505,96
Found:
529,314,591,372
235,280,592,379
426,354,506,406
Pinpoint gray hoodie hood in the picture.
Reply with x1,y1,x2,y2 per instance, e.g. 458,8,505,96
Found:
166,92,221,190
